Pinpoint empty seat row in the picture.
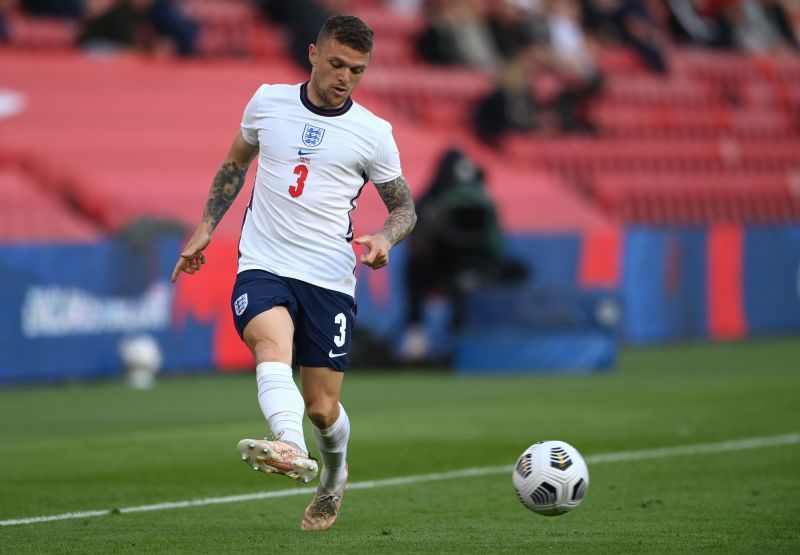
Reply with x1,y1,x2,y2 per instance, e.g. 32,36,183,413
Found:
673,48,800,83
0,166,98,241
586,170,800,224
504,136,800,174
591,103,793,139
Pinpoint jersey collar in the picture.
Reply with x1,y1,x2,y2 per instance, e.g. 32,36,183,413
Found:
300,82,353,117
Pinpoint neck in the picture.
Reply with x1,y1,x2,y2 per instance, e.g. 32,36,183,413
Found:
300,82,353,117
307,79,346,110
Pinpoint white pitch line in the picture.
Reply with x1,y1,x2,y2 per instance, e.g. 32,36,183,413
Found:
2,432,798,527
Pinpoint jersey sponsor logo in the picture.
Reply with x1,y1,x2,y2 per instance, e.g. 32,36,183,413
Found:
234,293,248,316
302,124,326,147
328,350,347,358
297,149,317,156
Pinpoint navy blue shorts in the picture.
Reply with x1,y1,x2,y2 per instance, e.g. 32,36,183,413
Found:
231,270,357,371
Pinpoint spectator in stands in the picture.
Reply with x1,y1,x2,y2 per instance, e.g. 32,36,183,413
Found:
667,0,729,47
78,0,199,57
668,0,798,51
416,0,502,69
20,0,83,18
387,0,424,13
611,0,670,73
148,0,200,57
544,0,604,131
473,40,545,142
486,0,545,62
257,0,342,68
577,0,620,40
78,0,143,53
475,3,602,141
401,148,507,362
687,0,742,48
760,0,800,50
0,0,12,43
575,0,669,73
730,0,799,52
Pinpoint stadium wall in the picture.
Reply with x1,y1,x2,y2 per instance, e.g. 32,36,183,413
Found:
0,238,216,385
621,225,800,343
1,224,799,384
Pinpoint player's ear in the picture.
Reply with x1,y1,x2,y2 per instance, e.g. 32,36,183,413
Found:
309,43,317,67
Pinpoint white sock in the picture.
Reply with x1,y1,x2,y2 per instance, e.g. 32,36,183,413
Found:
255,361,307,454
313,403,350,492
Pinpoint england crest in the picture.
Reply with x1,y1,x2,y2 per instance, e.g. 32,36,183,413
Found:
234,293,248,316
302,124,325,147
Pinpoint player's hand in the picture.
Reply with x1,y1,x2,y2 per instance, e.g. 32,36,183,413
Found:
354,233,391,270
171,226,211,282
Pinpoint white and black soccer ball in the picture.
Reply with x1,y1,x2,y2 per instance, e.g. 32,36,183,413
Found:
512,440,589,516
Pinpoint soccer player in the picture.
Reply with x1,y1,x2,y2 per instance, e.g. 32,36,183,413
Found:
171,15,416,531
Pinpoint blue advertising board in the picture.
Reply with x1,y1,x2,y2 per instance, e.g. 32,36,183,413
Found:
0,239,213,385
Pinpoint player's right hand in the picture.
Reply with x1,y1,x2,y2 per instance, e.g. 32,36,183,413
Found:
171,227,211,283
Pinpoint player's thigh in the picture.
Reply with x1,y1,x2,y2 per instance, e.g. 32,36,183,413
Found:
242,307,295,364
231,270,297,364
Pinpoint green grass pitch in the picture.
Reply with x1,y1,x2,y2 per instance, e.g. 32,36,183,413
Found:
1,339,799,553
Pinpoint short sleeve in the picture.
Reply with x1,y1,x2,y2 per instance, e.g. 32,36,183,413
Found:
366,124,402,184
240,86,264,146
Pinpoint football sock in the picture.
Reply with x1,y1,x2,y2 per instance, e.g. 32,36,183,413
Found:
313,403,350,492
255,361,308,454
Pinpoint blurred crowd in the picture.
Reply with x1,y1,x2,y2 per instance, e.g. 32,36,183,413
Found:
0,0,200,56
2,0,798,137
414,0,799,70
412,0,799,139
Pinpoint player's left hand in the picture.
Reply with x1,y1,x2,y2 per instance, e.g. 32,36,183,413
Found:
354,233,391,269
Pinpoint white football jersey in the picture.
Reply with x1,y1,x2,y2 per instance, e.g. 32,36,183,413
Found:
238,83,402,297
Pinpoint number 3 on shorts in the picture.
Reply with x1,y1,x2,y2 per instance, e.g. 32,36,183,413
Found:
333,313,346,347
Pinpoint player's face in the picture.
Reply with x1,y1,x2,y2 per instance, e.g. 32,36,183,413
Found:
308,38,370,109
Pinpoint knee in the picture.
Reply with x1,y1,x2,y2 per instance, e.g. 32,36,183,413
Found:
305,398,339,429
250,339,291,365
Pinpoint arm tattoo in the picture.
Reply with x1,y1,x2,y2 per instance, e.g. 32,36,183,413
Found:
375,174,417,246
201,161,248,230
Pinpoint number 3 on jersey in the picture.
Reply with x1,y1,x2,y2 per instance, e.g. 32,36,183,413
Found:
333,313,346,347
290,164,308,198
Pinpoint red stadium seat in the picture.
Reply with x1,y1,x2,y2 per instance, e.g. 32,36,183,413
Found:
351,6,425,39
2,0,799,236
0,165,98,241
4,12,77,51
588,170,800,224
370,35,419,67
591,103,791,139
181,0,269,58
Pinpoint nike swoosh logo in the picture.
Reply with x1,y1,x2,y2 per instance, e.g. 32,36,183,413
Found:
298,149,317,156
329,350,348,358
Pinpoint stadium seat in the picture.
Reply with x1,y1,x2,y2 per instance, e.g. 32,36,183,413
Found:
587,170,800,224
181,0,274,58
603,75,715,108
591,104,791,139
3,12,77,51
3,2,800,236
370,35,419,67
351,6,425,39
0,165,98,241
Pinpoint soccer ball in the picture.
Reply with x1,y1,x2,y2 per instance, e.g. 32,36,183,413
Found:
119,334,162,390
512,440,589,516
